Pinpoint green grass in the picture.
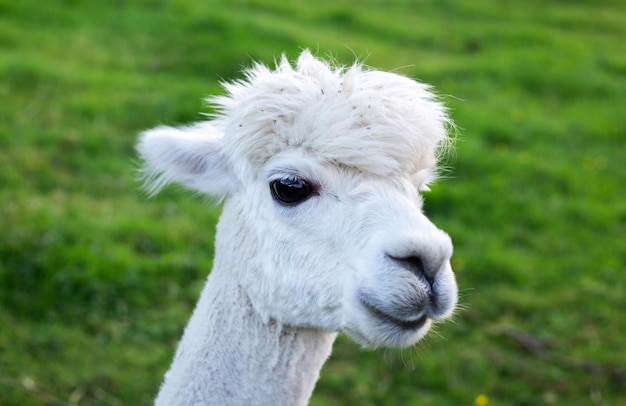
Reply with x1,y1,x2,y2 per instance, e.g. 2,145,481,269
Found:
1,0,625,404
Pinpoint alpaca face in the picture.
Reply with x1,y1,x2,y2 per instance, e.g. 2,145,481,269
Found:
137,50,458,348
225,148,457,348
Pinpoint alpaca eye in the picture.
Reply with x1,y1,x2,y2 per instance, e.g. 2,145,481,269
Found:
270,177,312,205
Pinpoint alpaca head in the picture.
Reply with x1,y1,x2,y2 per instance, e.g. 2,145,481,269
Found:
138,51,457,348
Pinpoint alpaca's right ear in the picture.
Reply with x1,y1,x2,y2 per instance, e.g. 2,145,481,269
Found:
136,122,238,198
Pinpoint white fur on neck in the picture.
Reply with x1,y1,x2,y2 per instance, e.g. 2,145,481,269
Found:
155,207,337,406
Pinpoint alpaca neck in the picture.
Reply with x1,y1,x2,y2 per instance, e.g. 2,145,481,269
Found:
155,265,337,405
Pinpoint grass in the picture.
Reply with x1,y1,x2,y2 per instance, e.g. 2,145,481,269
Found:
1,0,625,404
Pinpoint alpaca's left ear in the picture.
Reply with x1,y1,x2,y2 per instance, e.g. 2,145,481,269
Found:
137,122,238,198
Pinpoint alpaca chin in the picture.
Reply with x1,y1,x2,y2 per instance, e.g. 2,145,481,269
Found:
343,312,434,349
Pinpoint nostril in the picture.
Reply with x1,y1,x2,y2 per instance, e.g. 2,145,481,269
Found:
390,255,434,287
405,255,426,277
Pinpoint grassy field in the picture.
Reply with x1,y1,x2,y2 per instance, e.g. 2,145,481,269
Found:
1,0,625,404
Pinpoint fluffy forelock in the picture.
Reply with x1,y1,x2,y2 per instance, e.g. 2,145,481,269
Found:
209,50,452,178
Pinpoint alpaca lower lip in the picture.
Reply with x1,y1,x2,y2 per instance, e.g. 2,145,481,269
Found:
361,301,429,331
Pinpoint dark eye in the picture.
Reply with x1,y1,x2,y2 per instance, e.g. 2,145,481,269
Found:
270,176,312,205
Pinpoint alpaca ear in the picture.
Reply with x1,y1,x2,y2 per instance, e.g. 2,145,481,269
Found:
136,122,238,198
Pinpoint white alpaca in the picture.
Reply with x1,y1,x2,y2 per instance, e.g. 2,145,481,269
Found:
137,50,458,406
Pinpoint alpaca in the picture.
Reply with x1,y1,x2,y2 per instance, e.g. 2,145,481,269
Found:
137,50,458,405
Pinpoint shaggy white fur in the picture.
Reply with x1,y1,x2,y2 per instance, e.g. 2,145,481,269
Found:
137,50,458,406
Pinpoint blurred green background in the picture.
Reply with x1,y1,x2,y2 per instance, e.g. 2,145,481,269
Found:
1,0,625,405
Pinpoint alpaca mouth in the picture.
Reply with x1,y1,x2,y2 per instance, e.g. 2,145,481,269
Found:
360,300,429,331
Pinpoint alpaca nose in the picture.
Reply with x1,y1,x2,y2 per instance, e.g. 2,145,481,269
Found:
390,255,437,288
381,215,453,289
